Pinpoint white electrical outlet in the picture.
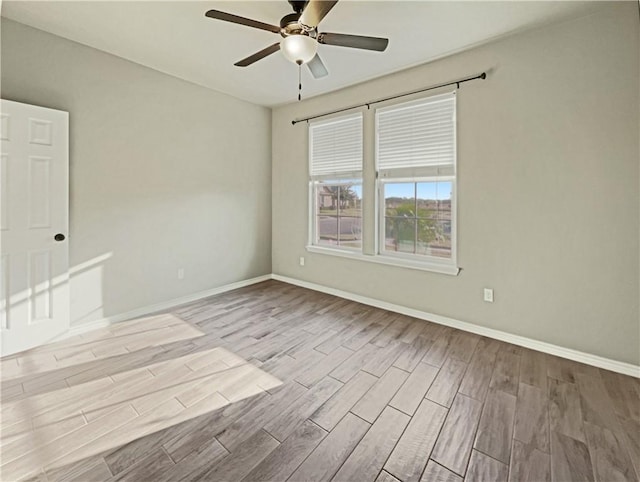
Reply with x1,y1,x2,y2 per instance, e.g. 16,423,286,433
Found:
484,288,494,303
299,257,305,267
177,268,185,280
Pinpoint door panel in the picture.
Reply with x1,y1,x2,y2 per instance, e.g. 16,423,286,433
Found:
1,99,69,356
29,156,53,228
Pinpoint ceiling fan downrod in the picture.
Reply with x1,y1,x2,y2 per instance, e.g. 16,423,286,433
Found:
288,0,308,14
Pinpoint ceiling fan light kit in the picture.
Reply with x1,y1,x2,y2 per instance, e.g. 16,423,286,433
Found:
281,34,317,64
205,0,389,100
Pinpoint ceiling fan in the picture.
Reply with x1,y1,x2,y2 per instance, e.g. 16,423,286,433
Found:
204,0,389,79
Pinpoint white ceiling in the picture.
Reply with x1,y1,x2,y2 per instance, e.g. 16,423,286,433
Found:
2,1,605,106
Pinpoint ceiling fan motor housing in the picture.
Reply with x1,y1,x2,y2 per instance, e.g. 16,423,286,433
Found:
280,12,312,37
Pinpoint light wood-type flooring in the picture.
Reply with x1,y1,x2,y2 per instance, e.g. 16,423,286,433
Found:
1,280,638,481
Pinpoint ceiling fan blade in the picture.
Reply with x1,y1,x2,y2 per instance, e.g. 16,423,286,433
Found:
205,9,280,34
307,53,329,78
318,32,389,51
299,0,338,28
234,43,281,67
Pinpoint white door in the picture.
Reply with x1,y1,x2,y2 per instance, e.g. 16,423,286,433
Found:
1,100,70,356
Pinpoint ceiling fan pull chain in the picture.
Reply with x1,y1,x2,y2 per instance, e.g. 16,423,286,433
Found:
297,60,303,101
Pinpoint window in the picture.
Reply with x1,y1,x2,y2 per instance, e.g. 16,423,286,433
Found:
382,180,453,257
309,113,363,251
306,92,458,275
377,92,457,267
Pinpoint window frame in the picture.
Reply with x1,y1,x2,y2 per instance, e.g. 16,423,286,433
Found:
305,92,460,276
309,178,363,252
374,91,458,271
377,175,457,270
307,112,363,253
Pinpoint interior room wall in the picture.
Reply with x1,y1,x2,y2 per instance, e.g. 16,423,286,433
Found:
271,3,640,365
1,18,272,327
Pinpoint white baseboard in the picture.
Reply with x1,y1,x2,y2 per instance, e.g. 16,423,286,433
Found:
65,274,272,338
272,274,640,378
59,271,639,378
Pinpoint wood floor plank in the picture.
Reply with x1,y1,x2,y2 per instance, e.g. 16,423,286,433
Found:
45,455,113,482
263,376,343,442
216,380,307,450
599,370,640,422
289,413,370,482
376,471,401,482
329,343,380,383
577,373,621,435
425,356,467,408
199,429,279,481
242,420,327,482
549,378,586,442
489,351,520,396
310,371,378,431
509,440,551,482
616,415,640,479
1,405,138,481
342,320,388,352
371,316,410,348
550,430,594,482
21,377,71,401
2,376,114,427
384,399,448,482
156,393,269,467
431,393,483,476
351,366,409,423
399,319,426,344
446,331,480,364
393,333,433,372
46,399,184,473
584,421,637,482
547,355,579,384
0,418,32,447
295,346,353,387
474,389,517,464
458,347,497,402
422,328,455,368
132,365,227,414
0,381,24,402
466,450,508,482
112,447,175,482
389,362,438,416
362,341,406,377
1,413,87,464
513,382,549,452
156,439,228,482
315,321,373,355
519,349,547,392
334,406,410,482
420,460,462,482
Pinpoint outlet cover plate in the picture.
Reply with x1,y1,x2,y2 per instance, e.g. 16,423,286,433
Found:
484,288,494,303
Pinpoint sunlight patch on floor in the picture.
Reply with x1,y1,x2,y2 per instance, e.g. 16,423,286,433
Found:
0,315,281,481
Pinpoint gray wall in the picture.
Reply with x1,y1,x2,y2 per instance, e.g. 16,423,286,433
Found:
1,18,272,326
272,4,640,365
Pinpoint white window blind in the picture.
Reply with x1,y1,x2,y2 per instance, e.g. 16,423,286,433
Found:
377,92,456,171
310,113,363,177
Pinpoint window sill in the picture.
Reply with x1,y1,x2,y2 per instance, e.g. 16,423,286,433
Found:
305,245,460,276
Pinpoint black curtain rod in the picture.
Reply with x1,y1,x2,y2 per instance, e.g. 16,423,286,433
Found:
291,71,487,125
